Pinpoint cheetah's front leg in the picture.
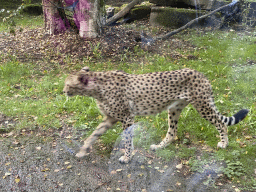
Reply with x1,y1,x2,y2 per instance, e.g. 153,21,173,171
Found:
119,117,134,164
76,116,117,158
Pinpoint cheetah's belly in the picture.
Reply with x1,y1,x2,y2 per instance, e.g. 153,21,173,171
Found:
129,99,178,116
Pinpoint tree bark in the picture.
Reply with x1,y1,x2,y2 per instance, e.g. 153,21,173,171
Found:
42,0,67,34
42,0,57,34
105,0,140,26
78,0,101,38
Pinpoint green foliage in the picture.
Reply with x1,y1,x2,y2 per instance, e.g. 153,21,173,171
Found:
155,148,176,160
189,158,211,173
221,160,245,178
0,5,43,32
178,147,196,160
22,0,32,5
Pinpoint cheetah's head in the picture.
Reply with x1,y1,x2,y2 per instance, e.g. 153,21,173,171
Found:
63,67,98,97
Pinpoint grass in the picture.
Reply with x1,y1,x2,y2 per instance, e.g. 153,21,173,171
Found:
0,13,256,190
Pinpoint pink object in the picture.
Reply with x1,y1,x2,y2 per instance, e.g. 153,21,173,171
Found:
44,0,91,35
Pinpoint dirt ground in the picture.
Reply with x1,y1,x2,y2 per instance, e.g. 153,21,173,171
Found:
0,113,241,192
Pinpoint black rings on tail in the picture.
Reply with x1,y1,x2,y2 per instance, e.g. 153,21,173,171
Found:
221,109,249,126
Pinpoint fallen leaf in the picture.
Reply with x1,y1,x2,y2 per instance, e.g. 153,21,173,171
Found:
54,169,60,172
66,165,72,169
245,136,252,140
5,172,11,176
110,170,116,174
64,161,70,165
116,169,122,172
35,146,41,150
41,168,50,172
7,131,14,137
176,163,183,169
15,177,20,183
5,162,11,166
12,141,19,145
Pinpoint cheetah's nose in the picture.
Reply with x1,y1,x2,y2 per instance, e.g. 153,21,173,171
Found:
64,90,72,96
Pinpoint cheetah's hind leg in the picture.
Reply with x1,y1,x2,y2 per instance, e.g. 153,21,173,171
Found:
150,100,188,151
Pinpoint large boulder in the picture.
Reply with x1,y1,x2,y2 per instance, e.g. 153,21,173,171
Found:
243,2,256,27
128,5,152,21
19,4,43,15
149,6,222,28
149,0,227,10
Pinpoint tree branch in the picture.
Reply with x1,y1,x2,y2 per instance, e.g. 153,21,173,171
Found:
105,0,140,26
153,1,238,41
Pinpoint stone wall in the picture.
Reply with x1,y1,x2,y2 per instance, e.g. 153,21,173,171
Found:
149,0,228,28
149,7,221,28
149,0,256,29
148,0,228,10
242,2,256,28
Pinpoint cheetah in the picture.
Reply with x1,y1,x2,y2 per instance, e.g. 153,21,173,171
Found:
63,67,249,163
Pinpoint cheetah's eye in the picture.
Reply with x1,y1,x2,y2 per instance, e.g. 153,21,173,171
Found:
79,75,89,86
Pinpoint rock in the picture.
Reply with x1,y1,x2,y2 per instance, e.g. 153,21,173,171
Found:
149,6,209,28
148,0,227,10
128,5,152,21
242,2,256,28
19,4,43,16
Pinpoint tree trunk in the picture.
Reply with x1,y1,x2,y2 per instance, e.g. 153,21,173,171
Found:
42,0,101,38
79,0,101,38
42,0,66,34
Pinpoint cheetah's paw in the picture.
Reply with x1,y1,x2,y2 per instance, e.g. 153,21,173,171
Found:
75,151,87,158
119,155,130,164
75,147,91,158
150,144,160,151
217,141,228,149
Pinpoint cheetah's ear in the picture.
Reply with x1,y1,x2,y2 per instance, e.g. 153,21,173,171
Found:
78,74,89,86
81,66,90,72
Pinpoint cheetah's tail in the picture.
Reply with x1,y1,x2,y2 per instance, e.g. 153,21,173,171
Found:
221,109,249,126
